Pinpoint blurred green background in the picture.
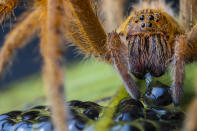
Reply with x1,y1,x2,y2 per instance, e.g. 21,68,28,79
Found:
0,59,121,114
0,58,196,114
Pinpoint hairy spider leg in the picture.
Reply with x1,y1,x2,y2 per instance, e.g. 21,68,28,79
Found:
40,0,68,130
172,24,197,106
175,24,197,131
0,0,19,23
108,32,140,100
64,0,109,59
0,1,68,130
0,8,41,77
172,35,186,106
184,96,197,131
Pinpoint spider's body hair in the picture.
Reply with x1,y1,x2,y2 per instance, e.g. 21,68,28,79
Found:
0,0,19,23
64,0,108,57
0,7,41,76
99,0,125,33
131,0,175,17
118,9,184,38
0,0,68,130
0,0,197,131
180,0,197,31
127,33,170,78
40,0,68,130
116,9,184,79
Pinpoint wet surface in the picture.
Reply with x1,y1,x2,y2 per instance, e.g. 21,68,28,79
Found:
0,83,184,131
144,81,173,107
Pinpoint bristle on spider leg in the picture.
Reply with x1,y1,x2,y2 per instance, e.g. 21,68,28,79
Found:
63,0,108,57
183,97,197,131
171,57,185,106
0,0,20,24
108,32,140,100
0,8,41,77
41,53,67,131
99,0,125,32
171,36,187,106
188,24,197,46
180,0,197,31
40,0,68,131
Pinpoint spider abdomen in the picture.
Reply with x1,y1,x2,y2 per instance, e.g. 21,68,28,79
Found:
128,34,171,79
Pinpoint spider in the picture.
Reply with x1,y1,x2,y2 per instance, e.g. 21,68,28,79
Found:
0,0,197,131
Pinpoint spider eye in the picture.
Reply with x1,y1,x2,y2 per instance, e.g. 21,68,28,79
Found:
149,15,154,20
140,15,144,20
132,14,138,23
148,23,152,27
141,23,145,28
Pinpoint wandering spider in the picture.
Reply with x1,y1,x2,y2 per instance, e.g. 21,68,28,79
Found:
0,0,197,131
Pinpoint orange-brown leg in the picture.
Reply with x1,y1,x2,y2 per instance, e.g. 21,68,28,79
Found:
100,0,125,32
184,69,197,131
172,35,186,105
108,32,140,99
173,24,197,130
40,0,68,131
172,23,197,105
63,0,109,60
0,8,41,77
0,0,19,23
184,97,197,131
184,24,197,131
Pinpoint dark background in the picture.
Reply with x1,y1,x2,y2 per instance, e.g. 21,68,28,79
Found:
0,0,179,88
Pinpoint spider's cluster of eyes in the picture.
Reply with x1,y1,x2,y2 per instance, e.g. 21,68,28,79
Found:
132,13,160,28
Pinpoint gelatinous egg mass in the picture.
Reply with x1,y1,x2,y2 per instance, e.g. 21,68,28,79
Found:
143,81,172,107
0,98,184,131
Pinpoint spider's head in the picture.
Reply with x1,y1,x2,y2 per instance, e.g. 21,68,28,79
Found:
118,9,184,42
121,9,175,79
126,9,167,36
